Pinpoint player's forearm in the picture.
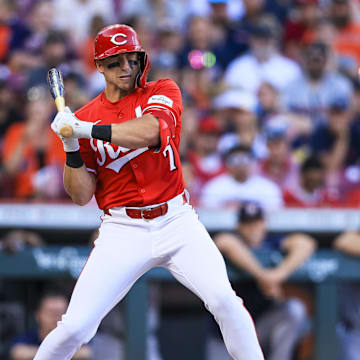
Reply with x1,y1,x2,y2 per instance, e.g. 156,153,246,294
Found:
334,231,360,256
63,165,96,206
110,114,160,148
10,344,38,360
227,246,265,279
72,345,92,359
326,135,349,173
215,234,265,279
3,143,26,175
276,233,316,279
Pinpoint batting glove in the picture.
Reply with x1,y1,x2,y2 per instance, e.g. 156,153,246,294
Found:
61,135,79,152
51,107,94,139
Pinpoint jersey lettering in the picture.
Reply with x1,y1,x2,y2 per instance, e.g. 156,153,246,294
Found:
106,147,148,172
90,139,148,172
163,144,177,171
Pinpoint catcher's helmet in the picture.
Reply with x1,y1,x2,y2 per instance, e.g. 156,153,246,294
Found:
94,24,150,88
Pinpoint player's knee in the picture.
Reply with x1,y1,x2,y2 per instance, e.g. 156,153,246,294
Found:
207,290,243,319
60,318,94,345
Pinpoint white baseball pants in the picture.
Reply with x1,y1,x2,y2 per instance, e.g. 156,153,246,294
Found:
34,193,264,360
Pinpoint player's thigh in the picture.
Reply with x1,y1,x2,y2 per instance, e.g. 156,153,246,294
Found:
64,225,155,330
165,207,233,301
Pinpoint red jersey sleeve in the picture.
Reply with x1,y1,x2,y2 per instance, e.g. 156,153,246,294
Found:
142,79,183,153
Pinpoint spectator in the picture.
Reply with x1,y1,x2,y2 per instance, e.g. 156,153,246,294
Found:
207,201,315,360
2,88,65,199
52,0,115,45
213,88,268,159
283,0,322,61
26,30,72,90
256,82,281,126
62,71,89,112
200,144,283,211
224,16,301,96
0,79,22,139
310,95,360,187
122,0,189,32
9,290,91,360
13,0,54,54
284,41,353,126
0,228,44,359
0,0,30,62
256,118,299,190
282,155,338,207
177,15,219,71
186,116,226,205
330,0,360,69
333,231,360,360
150,21,183,83
0,230,44,254
78,14,106,75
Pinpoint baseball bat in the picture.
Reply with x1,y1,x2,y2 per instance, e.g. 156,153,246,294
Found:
47,68,73,138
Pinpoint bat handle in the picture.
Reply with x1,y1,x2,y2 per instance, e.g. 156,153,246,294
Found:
60,125,73,138
55,96,65,112
54,96,73,137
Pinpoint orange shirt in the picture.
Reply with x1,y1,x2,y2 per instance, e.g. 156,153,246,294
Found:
76,78,185,209
335,23,360,66
2,123,65,198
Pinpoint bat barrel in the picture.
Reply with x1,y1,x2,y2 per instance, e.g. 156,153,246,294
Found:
47,68,65,100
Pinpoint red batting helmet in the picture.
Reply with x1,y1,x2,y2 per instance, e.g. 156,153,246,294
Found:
94,24,150,88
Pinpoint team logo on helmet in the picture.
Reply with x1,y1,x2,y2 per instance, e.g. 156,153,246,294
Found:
110,33,127,46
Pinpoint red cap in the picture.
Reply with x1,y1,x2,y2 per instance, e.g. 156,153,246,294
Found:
198,117,221,134
94,24,150,88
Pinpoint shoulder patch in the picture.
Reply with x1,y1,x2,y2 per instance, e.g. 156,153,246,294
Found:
148,95,173,108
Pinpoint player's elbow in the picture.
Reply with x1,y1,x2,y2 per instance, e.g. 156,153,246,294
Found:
65,186,94,206
70,193,93,206
285,233,317,255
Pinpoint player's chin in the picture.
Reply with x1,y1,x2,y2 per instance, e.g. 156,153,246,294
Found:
116,78,135,90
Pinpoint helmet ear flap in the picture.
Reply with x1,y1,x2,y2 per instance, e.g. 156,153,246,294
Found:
137,52,150,88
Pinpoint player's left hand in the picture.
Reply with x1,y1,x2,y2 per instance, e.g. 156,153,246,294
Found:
51,107,94,139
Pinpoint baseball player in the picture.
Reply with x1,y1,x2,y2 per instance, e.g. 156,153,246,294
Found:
34,24,264,360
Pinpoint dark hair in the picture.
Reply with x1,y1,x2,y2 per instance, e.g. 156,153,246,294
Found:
224,144,252,160
36,288,68,311
301,156,324,173
45,30,67,45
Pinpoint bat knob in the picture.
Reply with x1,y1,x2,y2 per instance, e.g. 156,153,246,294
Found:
60,125,73,138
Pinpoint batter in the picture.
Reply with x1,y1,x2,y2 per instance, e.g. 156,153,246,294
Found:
34,24,264,360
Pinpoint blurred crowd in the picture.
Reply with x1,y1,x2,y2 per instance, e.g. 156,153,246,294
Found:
1,0,360,208
2,1,360,359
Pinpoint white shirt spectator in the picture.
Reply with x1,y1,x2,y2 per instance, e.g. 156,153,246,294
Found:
224,53,301,95
53,0,115,44
200,173,283,211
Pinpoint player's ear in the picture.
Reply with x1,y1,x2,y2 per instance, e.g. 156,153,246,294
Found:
95,60,105,74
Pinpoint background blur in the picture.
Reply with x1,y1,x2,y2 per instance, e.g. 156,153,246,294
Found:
1,0,360,359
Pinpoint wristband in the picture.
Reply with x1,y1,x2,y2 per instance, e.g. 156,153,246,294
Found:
66,151,84,168
92,125,112,142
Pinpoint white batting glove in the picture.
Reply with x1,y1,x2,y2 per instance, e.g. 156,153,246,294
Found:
60,135,79,152
51,107,94,139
